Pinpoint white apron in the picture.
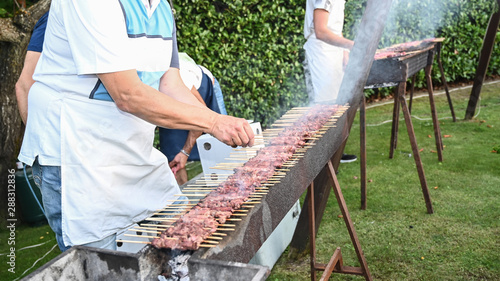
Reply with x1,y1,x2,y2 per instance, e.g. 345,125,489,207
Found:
60,94,180,246
304,39,345,104
303,0,347,104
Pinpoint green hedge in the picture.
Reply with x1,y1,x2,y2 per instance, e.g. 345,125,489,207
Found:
174,0,499,127
174,0,308,127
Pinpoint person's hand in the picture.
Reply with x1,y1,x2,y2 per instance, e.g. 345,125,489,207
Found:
209,115,255,148
169,152,188,175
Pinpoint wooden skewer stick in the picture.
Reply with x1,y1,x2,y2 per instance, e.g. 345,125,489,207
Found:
218,223,236,227
203,240,220,244
206,236,223,241
210,167,237,171
125,234,160,239
217,162,244,166
232,148,260,152
140,223,171,228
272,124,295,127
116,240,151,245
200,175,230,179
145,218,177,222
129,229,161,234
230,213,248,217
151,216,178,220
195,179,224,183
216,228,235,231
132,226,164,231
164,203,196,207
230,150,257,154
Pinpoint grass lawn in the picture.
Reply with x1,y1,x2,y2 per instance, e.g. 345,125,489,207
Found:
1,80,499,281
269,80,500,280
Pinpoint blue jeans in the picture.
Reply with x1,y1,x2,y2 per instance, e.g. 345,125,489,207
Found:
32,159,116,252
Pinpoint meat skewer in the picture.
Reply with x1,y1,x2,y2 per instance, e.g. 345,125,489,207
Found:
151,104,345,250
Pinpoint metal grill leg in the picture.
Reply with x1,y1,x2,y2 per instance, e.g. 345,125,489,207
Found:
389,84,401,159
360,98,367,210
425,63,444,162
399,93,434,214
308,160,373,280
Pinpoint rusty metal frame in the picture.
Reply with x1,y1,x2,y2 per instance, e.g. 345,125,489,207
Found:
360,46,442,212
308,160,372,281
408,42,456,122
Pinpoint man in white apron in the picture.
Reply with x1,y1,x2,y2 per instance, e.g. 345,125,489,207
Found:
18,0,254,251
303,0,357,163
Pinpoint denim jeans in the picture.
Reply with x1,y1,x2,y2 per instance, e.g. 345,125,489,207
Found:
31,159,116,252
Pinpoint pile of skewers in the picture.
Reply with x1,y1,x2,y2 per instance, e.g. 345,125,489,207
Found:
117,104,348,250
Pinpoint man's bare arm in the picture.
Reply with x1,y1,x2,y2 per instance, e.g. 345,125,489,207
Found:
97,69,254,147
16,51,41,124
314,9,354,50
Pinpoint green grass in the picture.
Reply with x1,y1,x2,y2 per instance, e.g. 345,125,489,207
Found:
1,81,499,280
269,80,500,280
0,224,60,281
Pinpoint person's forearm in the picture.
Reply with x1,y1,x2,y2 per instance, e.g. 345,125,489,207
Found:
319,33,354,50
98,69,218,133
16,51,41,124
98,68,254,148
182,130,203,154
15,82,30,124
313,9,354,50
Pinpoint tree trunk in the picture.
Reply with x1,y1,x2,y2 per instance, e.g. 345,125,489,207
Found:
0,0,50,225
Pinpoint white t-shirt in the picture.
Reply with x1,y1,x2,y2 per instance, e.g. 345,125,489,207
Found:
303,0,347,103
304,0,346,40
18,0,181,246
20,0,178,165
179,52,214,90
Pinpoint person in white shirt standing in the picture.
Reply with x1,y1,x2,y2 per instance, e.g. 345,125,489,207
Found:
303,0,357,163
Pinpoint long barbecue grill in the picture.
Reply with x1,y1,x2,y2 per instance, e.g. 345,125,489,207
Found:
23,1,396,279
23,104,372,280
359,38,455,212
